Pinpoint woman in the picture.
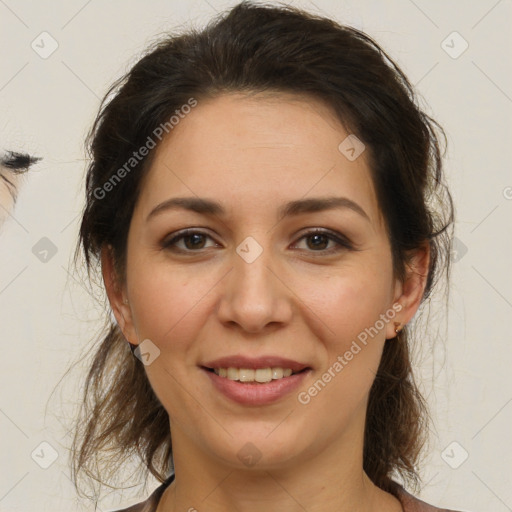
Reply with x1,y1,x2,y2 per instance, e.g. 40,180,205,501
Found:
73,2,463,511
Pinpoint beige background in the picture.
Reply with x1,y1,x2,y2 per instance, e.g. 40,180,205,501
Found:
1,0,511,510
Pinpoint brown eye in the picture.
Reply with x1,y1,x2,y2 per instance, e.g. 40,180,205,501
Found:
294,229,353,254
162,229,219,252
182,233,207,250
305,233,330,250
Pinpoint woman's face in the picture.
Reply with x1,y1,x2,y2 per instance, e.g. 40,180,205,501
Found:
114,93,409,471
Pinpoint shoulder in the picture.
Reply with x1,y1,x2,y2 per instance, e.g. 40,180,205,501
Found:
394,484,468,512
109,475,174,512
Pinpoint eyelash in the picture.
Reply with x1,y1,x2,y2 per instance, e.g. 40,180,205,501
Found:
0,151,39,171
161,228,353,255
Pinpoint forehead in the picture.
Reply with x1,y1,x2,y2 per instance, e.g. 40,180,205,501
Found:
137,93,383,228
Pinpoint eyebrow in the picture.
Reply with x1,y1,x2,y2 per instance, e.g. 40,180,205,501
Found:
147,196,370,222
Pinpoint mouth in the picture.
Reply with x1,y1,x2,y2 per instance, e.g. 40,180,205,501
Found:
200,356,312,405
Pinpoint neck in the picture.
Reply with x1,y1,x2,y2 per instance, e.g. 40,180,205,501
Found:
157,424,402,512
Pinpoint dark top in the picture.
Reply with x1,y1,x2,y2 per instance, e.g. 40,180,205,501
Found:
114,474,466,512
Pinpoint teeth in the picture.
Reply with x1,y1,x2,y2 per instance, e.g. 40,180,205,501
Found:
255,368,272,383
239,368,255,382
213,367,296,382
227,367,239,380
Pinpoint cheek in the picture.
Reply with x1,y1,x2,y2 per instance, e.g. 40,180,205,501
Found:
295,273,391,429
126,266,215,416
299,261,393,348
295,258,393,407
127,261,216,348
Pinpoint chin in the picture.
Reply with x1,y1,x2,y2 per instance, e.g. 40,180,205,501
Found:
202,424,311,472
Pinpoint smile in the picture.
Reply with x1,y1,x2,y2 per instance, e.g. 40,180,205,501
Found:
211,367,297,383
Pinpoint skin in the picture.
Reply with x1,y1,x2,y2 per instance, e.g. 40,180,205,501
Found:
103,92,429,512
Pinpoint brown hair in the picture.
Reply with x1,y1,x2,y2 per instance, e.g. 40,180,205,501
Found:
73,0,453,498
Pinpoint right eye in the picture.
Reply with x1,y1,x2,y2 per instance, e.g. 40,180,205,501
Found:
161,229,220,253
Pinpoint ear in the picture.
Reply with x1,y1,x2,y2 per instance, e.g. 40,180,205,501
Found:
386,242,430,340
101,245,139,345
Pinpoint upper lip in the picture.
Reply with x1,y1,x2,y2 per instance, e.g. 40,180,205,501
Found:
202,356,310,373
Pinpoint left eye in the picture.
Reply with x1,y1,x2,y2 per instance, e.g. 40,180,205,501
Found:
162,229,352,254
293,229,352,253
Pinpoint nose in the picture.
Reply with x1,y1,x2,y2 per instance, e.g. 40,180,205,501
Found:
216,243,293,334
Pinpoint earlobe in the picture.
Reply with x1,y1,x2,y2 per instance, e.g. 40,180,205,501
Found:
386,243,430,339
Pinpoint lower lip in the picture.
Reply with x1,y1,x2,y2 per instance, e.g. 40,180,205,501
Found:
202,368,311,406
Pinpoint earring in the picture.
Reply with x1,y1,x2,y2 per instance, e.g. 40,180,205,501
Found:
394,322,403,334
123,298,129,305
